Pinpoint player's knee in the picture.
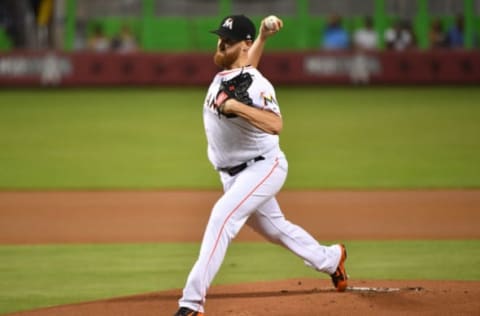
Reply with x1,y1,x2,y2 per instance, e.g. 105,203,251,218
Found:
267,230,284,243
209,209,238,239
208,210,224,229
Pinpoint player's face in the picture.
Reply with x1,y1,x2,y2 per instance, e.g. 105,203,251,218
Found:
213,37,243,69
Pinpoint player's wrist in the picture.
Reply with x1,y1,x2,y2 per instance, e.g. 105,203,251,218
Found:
258,29,269,41
221,98,236,114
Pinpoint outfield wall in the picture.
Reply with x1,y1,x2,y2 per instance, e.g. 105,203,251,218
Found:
0,50,479,86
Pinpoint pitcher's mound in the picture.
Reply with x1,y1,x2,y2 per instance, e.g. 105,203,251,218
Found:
9,279,479,316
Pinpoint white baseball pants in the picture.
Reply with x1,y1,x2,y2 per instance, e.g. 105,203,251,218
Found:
179,153,342,313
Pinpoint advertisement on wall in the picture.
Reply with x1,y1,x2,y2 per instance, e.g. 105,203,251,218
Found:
0,51,479,87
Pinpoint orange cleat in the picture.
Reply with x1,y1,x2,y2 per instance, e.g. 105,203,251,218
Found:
330,244,348,292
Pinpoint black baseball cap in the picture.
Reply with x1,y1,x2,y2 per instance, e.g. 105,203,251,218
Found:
211,15,256,41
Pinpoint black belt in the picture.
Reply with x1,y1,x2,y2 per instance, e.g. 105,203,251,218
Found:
219,156,265,176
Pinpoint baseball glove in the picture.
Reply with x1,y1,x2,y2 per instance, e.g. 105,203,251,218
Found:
215,71,253,117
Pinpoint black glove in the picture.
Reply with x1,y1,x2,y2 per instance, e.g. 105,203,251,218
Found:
215,71,253,117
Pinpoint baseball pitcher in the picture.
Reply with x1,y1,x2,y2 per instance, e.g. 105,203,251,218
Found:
174,15,348,316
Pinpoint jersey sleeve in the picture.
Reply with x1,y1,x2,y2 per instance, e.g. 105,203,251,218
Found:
250,76,281,116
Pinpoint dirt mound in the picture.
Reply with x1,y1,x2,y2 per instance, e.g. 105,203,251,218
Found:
9,279,479,316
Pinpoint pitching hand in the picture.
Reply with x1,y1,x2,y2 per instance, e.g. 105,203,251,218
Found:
259,16,283,40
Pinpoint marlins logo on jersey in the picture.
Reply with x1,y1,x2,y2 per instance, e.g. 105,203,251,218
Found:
261,92,280,114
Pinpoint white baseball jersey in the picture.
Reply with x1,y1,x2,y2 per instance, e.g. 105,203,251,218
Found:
203,66,281,169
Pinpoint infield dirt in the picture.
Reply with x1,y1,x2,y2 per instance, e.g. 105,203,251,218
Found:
1,190,479,315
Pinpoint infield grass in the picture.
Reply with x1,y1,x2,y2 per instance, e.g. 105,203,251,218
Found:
0,240,479,314
1,87,479,189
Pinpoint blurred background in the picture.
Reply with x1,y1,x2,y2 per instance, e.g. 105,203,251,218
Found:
1,0,479,52
0,0,479,86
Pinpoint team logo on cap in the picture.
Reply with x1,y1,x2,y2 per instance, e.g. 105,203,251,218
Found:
222,18,233,30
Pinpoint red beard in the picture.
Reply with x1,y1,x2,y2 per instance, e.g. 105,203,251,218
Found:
214,46,240,69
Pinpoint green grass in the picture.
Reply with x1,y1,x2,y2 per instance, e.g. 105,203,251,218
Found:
0,87,479,189
0,88,217,189
0,240,478,314
280,87,480,188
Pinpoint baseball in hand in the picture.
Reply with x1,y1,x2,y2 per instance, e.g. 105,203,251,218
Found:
265,15,280,30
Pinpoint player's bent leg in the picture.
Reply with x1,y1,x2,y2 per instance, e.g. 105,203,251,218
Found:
246,199,342,275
